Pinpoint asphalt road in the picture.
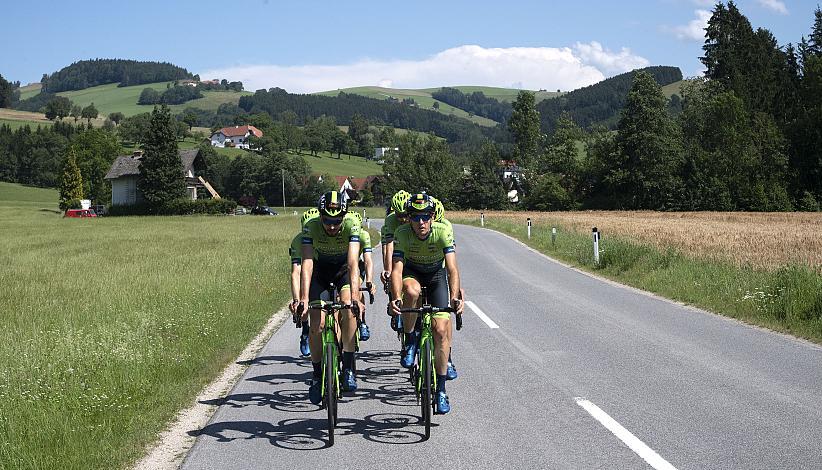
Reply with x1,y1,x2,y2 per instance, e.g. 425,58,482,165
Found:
182,222,822,469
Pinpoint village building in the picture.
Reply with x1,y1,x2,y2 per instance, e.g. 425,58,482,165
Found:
210,125,263,149
104,149,219,206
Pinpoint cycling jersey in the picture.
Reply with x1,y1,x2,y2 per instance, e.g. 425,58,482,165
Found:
289,233,302,265
302,216,360,264
359,229,372,257
380,212,407,244
392,222,455,273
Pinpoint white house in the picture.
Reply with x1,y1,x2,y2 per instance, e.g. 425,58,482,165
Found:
104,149,219,205
210,125,263,149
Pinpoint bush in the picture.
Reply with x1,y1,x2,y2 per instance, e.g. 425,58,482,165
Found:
59,198,83,211
797,191,820,212
107,198,237,216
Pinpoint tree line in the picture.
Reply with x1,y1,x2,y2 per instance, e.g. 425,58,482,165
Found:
430,87,513,123
39,59,193,93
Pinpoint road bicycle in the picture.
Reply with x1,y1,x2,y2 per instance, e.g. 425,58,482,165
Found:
398,286,462,440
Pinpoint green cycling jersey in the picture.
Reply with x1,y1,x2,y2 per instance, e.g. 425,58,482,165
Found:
359,229,372,257
289,233,302,265
392,221,455,273
301,216,360,264
380,212,407,244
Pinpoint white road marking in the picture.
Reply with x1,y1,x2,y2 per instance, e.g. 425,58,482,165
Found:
575,397,678,470
466,301,499,329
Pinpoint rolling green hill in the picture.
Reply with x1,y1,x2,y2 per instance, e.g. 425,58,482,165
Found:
0,181,58,208
661,80,687,98
55,82,251,117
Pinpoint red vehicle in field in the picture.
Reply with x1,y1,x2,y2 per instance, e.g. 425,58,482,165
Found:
64,209,97,218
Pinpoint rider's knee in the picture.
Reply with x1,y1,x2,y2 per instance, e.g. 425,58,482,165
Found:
433,320,450,340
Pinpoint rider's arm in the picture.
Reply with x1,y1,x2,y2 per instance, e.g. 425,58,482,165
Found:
363,251,373,285
348,240,360,296
299,244,314,306
290,263,301,302
390,257,404,301
444,252,463,313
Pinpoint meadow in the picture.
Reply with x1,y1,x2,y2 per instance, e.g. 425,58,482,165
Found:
451,210,822,343
0,183,296,469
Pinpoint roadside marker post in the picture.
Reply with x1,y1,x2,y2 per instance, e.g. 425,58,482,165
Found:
481,212,485,227
366,218,370,229
552,227,557,246
527,218,532,239
592,227,600,265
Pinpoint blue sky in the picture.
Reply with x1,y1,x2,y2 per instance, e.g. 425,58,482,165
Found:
2,0,813,92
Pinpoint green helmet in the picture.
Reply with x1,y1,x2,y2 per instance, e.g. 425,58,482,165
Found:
430,196,445,222
349,211,363,226
391,190,411,215
318,191,347,217
301,208,319,227
406,192,435,214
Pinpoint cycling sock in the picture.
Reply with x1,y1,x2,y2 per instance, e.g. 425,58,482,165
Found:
437,375,447,392
301,322,309,335
312,361,321,379
342,352,355,371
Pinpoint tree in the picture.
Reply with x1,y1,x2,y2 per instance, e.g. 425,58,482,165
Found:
382,133,461,206
539,112,584,202
138,88,161,105
138,105,184,207
58,147,84,210
182,110,198,131
118,112,151,145
0,74,14,108
70,105,82,123
71,128,122,204
507,90,541,173
108,112,124,126
81,103,98,125
458,142,507,209
44,96,72,121
347,113,369,156
611,71,684,210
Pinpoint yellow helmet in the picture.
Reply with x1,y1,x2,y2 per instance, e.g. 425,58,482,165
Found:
349,211,363,226
391,190,411,215
318,191,347,217
301,208,319,227
430,196,445,222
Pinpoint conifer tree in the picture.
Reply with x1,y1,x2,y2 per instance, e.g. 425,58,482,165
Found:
59,147,84,210
138,105,184,207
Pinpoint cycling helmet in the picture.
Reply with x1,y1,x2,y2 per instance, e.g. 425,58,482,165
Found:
391,190,411,215
405,192,435,214
349,211,363,226
430,196,445,222
318,191,347,217
301,208,319,227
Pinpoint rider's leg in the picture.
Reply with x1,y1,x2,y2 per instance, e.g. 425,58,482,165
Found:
338,287,357,353
432,317,452,377
401,277,421,334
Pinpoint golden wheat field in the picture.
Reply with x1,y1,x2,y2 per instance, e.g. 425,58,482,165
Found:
452,211,822,270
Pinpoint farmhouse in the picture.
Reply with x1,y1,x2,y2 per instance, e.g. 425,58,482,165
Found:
210,125,263,149
104,149,219,206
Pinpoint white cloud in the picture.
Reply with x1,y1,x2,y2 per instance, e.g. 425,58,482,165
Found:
666,9,711,41
199,44,649,94
758,0,788,15
689,0,714,6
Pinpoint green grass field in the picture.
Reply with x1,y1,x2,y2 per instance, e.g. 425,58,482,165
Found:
54,82,250,118
0,182,295,469
661,80,687,98
419,85,562,102
18,83,42,101
292,150,382,177
0,118,49,131
451,214,822,344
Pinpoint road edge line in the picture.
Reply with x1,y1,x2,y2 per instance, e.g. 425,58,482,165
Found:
131,307,291,470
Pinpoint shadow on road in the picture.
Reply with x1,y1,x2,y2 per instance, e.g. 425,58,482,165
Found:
236,355,311,367
189,413,426,450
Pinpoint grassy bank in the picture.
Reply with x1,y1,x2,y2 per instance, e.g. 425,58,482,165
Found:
451,213,822,344
0,183,296,469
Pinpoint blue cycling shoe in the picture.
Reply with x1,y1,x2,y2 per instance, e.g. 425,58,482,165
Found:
400,332,418,368
358,322,370,341
341,368,357,391
308,379,322,405
299,334,310,357
391,314,403,332
435,391,450,414
446,361,458,380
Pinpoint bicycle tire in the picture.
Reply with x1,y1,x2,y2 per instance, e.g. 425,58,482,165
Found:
325,345,336,446
421,338,432,441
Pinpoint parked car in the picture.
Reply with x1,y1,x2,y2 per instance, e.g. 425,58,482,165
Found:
234,207,248,215
64,209,97,218
251,205,278,216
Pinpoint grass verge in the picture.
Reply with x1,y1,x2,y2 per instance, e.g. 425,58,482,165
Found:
451,215,822,344
0,185,295,469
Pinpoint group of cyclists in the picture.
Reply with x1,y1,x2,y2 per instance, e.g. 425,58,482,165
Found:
288,189,464,415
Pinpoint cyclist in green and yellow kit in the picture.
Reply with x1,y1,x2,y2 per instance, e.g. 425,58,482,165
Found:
300,192,364,403
289,208,320,356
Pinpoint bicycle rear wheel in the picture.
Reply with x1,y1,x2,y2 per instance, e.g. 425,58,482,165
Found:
325,345,337,446
421,338,432,441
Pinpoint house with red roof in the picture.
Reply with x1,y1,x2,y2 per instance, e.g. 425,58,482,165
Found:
210,125,263,149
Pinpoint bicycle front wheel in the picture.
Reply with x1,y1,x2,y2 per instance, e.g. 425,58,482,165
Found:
325,345,337,446
420,338,432,441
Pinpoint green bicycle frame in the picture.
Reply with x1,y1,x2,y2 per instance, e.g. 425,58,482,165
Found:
320,306,340,399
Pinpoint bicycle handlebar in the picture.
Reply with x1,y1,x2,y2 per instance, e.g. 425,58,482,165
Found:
360,282,374,304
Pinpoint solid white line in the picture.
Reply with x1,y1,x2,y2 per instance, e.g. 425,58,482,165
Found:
466,301,499,329
575,397,678,470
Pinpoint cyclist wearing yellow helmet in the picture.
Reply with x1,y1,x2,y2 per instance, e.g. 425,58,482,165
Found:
389,192,464,414
345,211,375,341
300,191,364,401
289,208,320,356
380,190,411,285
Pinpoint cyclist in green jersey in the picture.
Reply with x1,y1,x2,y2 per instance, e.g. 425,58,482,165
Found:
300,191,364,403
347,211,375,341
389,193,464,414
289,208,320,356
380,190,410,285
428,196,459,380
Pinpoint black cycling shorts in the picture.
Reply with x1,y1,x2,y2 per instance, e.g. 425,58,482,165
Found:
309,260,350,302
401,265,450,309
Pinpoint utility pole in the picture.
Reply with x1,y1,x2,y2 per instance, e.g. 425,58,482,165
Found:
281,168,286,209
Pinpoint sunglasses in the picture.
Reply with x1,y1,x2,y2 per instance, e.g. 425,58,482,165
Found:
409,213,432,222
321,216,343,225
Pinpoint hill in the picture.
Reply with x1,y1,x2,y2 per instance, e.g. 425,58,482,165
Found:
40,59,192,93
535,65,683,133
0,181,58,208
